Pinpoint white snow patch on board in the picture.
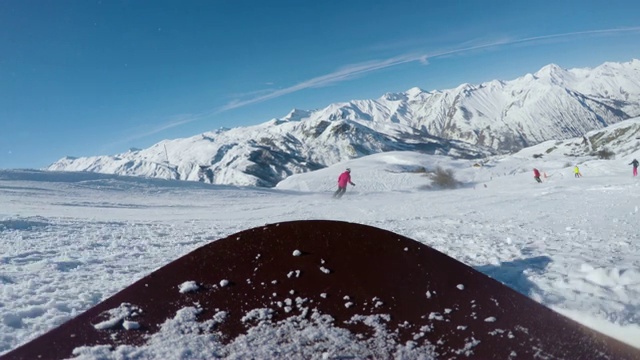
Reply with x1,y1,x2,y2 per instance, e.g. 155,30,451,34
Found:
178,281,199,293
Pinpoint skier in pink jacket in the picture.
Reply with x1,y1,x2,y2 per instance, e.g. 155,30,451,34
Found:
333,168,356,198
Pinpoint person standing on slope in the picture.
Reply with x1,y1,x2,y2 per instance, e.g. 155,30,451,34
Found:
333,168,356,198
574,165,582,178
629,159,639,177
533,168,542,183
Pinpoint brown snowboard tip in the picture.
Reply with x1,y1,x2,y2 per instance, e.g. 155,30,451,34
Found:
3,220,639,359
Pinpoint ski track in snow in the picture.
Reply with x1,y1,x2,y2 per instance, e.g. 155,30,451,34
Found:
1,154,640,354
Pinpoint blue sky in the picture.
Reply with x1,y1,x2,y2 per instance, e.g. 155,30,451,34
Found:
2,0,640,169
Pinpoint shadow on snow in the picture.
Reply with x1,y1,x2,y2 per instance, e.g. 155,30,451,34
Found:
475,255,552,299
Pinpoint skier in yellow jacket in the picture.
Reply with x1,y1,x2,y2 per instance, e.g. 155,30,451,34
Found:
574,165,582,178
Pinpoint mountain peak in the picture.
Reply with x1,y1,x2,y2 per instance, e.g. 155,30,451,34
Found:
532,63,571,86
406,87,425,97
382,92,407,101
48,59,640,188
284,108,311,121
535,63,565,77
381,87,425,102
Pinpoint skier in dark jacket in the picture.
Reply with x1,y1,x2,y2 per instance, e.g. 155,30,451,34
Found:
333,168,355,198
630,159,639,177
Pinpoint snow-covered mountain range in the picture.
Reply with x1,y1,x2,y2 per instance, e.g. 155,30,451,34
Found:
49,59,640,187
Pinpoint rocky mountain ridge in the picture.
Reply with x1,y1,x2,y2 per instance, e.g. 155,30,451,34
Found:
49,59,640,187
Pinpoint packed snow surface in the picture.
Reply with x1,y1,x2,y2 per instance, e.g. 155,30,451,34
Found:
2,146,640,356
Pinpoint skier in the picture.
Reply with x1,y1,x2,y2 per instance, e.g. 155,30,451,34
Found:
333,168,355,199
205,168,214,183
629,159,639,177
574,165,582,178
533,168,542,183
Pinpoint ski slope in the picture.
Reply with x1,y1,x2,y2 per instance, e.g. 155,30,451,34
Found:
1,149,640,357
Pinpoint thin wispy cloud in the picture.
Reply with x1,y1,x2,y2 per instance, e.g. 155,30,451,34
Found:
107,112,220,149
219,54,420,112
512,27,640,45
128,27,640,144
422,27,640,61
222,27,640,111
